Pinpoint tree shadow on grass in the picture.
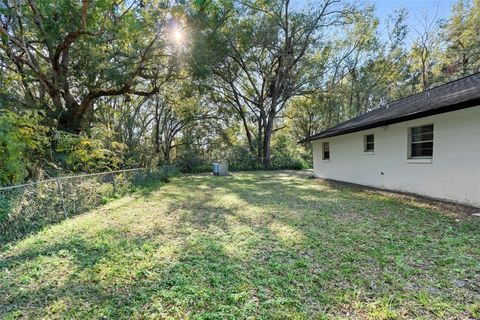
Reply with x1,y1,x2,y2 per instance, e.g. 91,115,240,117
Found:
1,228,145,316
1,223,320,318
155,172,480,318
1,172,334,318
215,171,480,316
2,171,480,319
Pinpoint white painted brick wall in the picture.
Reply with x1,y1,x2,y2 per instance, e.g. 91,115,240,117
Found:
312,106,480,207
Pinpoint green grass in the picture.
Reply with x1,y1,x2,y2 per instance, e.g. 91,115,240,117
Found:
1,171,479,319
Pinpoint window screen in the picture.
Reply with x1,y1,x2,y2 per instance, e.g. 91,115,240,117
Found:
409,124,433,158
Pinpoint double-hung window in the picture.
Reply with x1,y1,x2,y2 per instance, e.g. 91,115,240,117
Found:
408,124,434,158
322,142,330,160
364,134,374,152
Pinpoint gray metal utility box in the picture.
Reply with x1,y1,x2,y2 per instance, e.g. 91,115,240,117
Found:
213,162,228,176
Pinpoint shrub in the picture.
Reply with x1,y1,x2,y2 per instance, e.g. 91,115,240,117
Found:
54,129,127,173
0,110,48,186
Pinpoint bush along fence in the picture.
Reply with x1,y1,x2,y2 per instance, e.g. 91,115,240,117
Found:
0,166,179,243
176,156,309,174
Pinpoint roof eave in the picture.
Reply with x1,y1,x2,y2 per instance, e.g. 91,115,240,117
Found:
298,98,480,144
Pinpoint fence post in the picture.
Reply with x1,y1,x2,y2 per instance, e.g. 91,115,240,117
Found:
111,172,117,195
55,178,68,218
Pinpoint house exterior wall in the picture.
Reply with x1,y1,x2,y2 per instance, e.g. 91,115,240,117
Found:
312,106,480,207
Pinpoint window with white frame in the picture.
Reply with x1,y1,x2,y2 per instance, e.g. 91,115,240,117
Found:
408,124,434,158
364,134,374,152
322,142,330,160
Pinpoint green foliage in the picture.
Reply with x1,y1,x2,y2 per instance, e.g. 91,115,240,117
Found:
286,96,330,142
270,133,311,170
440,0,480,77
54,128,127,173
0,111,48,186
0,0,479,185
175,145,209,173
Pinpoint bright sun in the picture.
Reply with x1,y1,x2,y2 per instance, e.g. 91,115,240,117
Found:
173,29,183,45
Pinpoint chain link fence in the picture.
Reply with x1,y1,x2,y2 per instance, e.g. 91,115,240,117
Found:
0,166,178,243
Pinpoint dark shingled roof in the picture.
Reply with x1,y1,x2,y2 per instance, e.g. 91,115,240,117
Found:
299,72,480,143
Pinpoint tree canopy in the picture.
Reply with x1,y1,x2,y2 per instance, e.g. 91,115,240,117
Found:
1,0,479,185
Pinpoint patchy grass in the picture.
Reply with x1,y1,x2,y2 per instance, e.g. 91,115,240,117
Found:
1,171,479,319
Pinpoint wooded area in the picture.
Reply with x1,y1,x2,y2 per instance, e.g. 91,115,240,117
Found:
1,0,479,186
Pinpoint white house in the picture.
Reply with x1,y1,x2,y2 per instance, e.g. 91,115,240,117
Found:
300,73,480,207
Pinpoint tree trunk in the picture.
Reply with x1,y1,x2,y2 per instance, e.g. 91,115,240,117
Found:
56,94,93,133
257,117,263,163
58,107,86,133
154,101,161,153
421,50,428,91
239,110,255,154
262,129,272,167
163,142,172,165
262,117,274,167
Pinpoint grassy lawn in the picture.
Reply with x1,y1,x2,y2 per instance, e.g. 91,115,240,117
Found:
1,171,479,319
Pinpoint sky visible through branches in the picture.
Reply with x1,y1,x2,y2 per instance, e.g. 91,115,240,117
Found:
295,0,456,44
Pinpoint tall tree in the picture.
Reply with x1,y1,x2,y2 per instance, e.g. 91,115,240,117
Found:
192,0,349,166
409,10,440,90
308,7,410,129
0,0,174,132
439,0,480,78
